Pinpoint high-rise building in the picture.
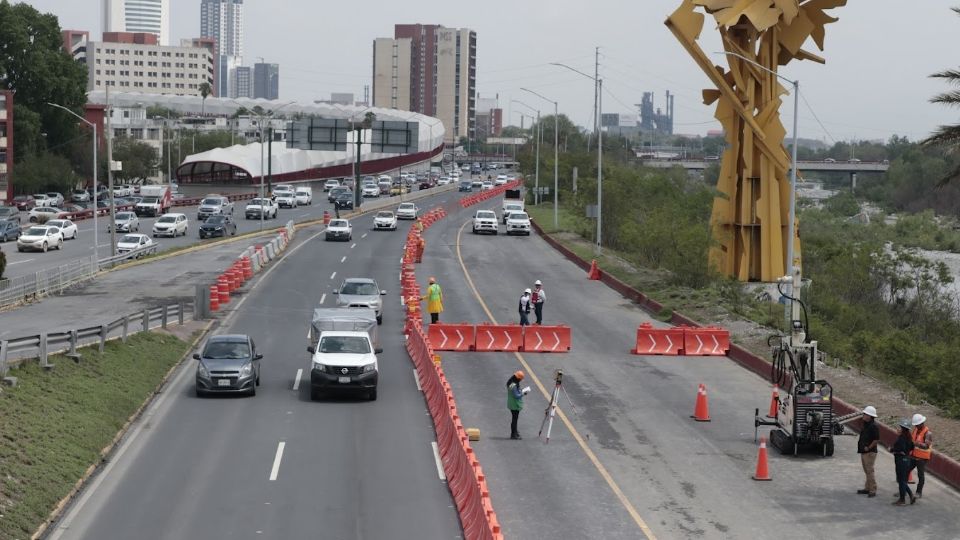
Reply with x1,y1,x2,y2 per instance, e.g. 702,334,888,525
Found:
253,62,279,100
233,66,252,98
62,30,90,63
85,33,215,97
102,0,170,45
372,24,476,143
200,0,244,97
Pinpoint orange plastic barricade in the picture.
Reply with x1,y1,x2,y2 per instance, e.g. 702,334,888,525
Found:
683,326,730,356
474,324,523,352
522,325,571,353
428,323,476,352
631,323,684,355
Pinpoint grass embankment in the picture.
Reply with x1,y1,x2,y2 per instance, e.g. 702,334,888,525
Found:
0,332,194,540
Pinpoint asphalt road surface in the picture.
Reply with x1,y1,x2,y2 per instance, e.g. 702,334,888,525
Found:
414,194,960,539
46,192,464,539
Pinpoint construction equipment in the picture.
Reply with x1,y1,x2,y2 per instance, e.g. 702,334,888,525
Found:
755,272,835,457
539,370,563,443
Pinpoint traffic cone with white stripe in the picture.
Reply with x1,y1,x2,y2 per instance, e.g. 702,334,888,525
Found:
587,259,601,280
753,436,772,481
692,383,711,422
766,385,779,418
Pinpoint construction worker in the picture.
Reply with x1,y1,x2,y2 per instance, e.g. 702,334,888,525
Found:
415,235,425,263
518,289,532,326
421,276,443,324
909,414,933,499
415,218,425,233
507,371,527,439
857,405,880,497
891,419,916,506
531,279,545,325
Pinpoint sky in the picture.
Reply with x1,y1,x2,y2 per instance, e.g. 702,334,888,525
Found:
27,0,960,142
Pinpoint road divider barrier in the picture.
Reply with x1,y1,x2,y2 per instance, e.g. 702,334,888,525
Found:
683,326,729,356
630,324,729,356
426,323,572,353
429,323,477,353
459,179,523,208
521,325,572,353
474,323,524,352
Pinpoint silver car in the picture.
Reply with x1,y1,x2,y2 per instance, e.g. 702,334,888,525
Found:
337,278,387,324
194,334,262,397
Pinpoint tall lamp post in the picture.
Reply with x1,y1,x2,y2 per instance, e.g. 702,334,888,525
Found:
520,88,559,229
233,100,296,231
47,102,99,259
332,103,379,210
511,100,540,204
551,62,603,253
716,51,800,322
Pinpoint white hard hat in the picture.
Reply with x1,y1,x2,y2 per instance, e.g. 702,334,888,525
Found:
535,279,542,285
862,406,878,418
912,413,926,426
899,418,913,430
524,288,532,294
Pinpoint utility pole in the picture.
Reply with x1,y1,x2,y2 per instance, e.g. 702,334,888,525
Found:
354,126,362,209
590,46,599,152
106,86,117,255
267,126,273,194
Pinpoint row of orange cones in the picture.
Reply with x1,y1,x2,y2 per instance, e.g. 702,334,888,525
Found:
692,383,773,481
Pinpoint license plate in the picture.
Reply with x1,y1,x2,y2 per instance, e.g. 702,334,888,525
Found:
218,379,231,387
338,376,351,384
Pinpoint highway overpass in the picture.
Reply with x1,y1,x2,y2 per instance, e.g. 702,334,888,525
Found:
643,158,890,173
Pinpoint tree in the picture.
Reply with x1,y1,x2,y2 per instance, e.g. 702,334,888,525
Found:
0,1,88,159
199,82,212,116
112,137,159,182
0,246,6,281
14,151,77,194
363,111,376,129
923,6,960,186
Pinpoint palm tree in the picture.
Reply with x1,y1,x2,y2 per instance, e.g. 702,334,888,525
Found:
924,6,960,186
199,82,212,116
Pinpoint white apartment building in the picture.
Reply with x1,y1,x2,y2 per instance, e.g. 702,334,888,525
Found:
86,38,215,97
200,0,244,98
102,0,170,46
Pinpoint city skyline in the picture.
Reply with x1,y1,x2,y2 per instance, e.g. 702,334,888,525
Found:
34,0,960,141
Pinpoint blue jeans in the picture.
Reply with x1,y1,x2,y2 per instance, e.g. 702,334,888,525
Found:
895,456,914,500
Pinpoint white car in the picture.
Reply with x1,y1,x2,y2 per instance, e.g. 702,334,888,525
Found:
451,169,462,177
275,190,297,209
45,192,65,207
28,207,66,223
308,331,379,401
112,211,141,232
396,202,418,220
17,225,64,252
116,233,156,256
502,203,525,224
245,198,278,219
505,211,531,236
362,184,380,198
32,194,53,207
113,186,131,198
495,175,508,186
71,189,91,202
325,219,352,241
373,211,398,230
437,177,451,186
472,210,498,235
152,213,188,237
46,219,78,240
481,181,494,191
323,179,340,192
295,188,313,205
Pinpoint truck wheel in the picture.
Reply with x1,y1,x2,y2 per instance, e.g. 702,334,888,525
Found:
368,388,378,401
310,387,321,401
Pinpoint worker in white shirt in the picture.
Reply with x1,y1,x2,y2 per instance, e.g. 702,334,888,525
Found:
531,279,545,325
518,289,532,326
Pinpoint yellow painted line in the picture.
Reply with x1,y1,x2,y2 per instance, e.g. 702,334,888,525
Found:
454,219,658,540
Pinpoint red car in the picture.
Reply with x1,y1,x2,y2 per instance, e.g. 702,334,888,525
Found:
13,195,36,211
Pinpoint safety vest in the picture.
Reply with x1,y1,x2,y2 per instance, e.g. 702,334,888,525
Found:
911,426,932,460
427,284,442,302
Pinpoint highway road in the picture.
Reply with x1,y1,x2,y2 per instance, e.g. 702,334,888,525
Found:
415,194,960,539
47,190,463,539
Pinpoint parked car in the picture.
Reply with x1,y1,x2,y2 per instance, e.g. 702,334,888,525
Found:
396,202,418,220
362,184,380,198
295,187,313,206
32,194,53,207
199,215,237,238
112,211,141,232
0,206,20,223
45,192,65,207
505,211,531,236
337,277,386,324
152,213,189,237
17,225,64,252
0,220,21,242
323,179,340,192
28,207,66,223
245,198,278,220
46,219,78,240
308,331,378,401
194,334,262,397
325,219,352,241
373,211,397,231
472,210,498,235
116,233,155,256
334,192,354,210
197,195,234,221
13,195,36,211
71,189,91,202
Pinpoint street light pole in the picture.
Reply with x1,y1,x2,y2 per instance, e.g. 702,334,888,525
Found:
512,100,541,204
520,88,559,228
48,102,99,259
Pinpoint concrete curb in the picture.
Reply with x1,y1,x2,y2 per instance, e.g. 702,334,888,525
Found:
529,220,960,494
31,320,214,540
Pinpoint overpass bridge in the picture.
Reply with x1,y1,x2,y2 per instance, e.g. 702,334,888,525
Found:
643,158,890,174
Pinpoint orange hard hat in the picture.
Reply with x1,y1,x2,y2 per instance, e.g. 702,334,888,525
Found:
514,370,525,380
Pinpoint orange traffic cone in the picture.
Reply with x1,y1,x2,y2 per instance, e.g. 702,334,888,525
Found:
753,436,772,481
692,383,711,422
766,385,779,418
587,259,601,280
908,469,916,484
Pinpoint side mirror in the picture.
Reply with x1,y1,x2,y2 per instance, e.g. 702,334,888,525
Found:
254,353,263,360
375,347,384,354
380,290,387,295
192,353,201,360
307,346,316,354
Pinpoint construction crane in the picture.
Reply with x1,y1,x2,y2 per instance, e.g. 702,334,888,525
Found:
755,271,836,457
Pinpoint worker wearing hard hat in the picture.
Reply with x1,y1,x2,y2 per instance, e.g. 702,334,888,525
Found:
531,279,545,325
891,418,917,506
909,413,933,499
421,277,443,324
856,405,880,497
507,371,530,440
518,289,532,326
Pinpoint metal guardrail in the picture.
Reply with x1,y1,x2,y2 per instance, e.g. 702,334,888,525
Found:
0,300,196,374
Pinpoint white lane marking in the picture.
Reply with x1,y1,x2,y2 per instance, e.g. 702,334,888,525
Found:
293,369,303,391
431,442,446,481
330,271,337,280
413,368,422,391
340,256,346,263
350,243,356,249
269,441,286,481
319,293,326,305
7,259,35,266
361,233,368,239
299,212,309,217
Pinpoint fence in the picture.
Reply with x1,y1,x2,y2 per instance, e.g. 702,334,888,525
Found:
0,300,196,376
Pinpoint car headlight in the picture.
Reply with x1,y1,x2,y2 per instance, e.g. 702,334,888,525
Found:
362,362,377,373
240,363,253,377
198,362,209,378
312,361,326,372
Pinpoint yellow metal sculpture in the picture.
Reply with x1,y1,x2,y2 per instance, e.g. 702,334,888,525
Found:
666,0,845,282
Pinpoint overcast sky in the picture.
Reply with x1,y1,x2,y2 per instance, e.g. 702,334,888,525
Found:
28,0,960,142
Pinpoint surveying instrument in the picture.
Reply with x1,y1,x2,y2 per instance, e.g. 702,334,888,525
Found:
538,370,563,443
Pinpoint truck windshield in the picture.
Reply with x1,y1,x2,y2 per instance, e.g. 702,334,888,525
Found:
141,196,158,203
319,336,371,354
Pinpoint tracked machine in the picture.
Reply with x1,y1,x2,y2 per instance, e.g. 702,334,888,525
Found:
755,272,835,457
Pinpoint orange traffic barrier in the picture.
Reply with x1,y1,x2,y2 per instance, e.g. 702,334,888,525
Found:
692,383,711,422
229,267,241,290
428,323,476,352
473,323,523,352
216,278,230,304
209,285,220,312
323,210,331,224
766,385,779,418
631,323,685,355
753,436,772,481
241,257,253,279
684,326,730,356
587,259,601,280
522,325,571,353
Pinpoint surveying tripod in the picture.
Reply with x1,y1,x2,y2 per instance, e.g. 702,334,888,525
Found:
538,370,563,443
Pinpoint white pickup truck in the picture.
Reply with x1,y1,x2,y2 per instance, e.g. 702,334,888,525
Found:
501,188,524,217
135,185,171,217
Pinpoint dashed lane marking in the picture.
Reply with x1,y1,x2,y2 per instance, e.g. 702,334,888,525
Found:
330,271,336,280
269,441,286,481
292,369,303,391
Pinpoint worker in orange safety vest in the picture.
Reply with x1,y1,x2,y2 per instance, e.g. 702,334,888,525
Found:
909,414,933,499
415,235,425,263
